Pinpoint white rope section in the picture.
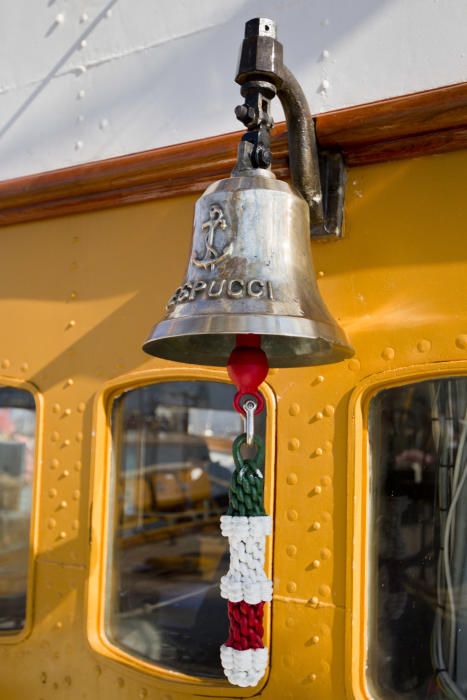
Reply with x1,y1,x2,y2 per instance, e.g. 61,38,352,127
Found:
220,534,272,603
220,645,269,687
220,515,272,538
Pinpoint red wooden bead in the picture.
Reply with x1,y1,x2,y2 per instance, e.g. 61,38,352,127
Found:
227,335,269,414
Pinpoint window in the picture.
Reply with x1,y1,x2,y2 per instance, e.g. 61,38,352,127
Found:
0,386,36,632
368,377,467,699
106,380,266,678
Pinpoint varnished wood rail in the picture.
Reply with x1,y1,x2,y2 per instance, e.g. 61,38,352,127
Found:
0,82,466,226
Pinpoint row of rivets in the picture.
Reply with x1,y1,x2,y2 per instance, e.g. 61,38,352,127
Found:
52,402,86,416
343,336,467,372
284,391,334,613
0,359,28,371
46,361,83,541
50,7,113,149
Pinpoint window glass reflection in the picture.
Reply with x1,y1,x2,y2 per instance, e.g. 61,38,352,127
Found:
368,378,467,699
0,387,36,632
107,381,265,678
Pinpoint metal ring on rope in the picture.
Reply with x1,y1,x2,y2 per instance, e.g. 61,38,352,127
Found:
234,390,265,415
233,433,265,468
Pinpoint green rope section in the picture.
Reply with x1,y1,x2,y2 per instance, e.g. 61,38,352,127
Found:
227,433,266,517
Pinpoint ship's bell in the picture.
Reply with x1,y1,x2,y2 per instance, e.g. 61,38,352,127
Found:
143,166,353,368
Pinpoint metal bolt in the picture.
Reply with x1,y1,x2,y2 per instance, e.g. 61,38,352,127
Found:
243,399,257,446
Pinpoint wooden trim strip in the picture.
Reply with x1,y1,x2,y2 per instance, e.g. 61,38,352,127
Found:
320,81,467,166
0,125,289,227
0,82,466,226
342,125,467,167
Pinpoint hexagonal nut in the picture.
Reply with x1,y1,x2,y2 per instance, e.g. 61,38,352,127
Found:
236,35,283,84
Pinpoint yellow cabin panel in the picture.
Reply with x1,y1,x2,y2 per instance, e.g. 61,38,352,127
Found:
0,148,466,698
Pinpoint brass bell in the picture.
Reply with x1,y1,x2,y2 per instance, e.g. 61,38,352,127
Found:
143,18,353,368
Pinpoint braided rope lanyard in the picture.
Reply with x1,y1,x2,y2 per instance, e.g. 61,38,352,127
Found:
228,433,265,517
220,334,272,687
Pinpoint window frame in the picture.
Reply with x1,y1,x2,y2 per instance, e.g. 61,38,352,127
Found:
0,376,42,645
346,360,467,700
87,367,276,696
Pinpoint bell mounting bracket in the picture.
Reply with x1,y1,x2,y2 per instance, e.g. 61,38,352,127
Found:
234,17,345,240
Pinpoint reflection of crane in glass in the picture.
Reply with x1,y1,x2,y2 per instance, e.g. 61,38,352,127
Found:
371,379,467,699
136,419,147,531
431,380,467,700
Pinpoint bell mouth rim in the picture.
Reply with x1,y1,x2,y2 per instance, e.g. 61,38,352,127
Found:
143,314,354,368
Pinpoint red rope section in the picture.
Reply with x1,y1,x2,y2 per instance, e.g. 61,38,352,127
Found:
225,601,265,650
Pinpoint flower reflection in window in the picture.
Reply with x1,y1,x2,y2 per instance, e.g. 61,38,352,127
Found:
0,386,36,632
106,381,266,678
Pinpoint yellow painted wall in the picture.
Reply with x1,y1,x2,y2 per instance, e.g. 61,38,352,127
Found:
0,149,466,699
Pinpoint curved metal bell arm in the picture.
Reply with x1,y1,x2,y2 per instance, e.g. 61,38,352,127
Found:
276,65,324,234
235,17,344,239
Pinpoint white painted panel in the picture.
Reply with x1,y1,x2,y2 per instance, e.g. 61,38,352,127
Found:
0,0,465,180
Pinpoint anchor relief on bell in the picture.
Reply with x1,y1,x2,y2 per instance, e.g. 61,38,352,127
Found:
192,204,232,270
165,193,275,313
